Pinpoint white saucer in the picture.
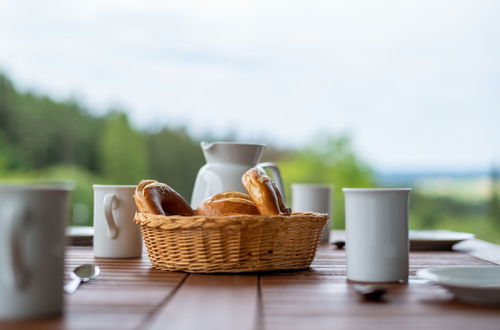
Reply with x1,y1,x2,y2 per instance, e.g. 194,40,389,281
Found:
410,230,474,251
66,226,94,246
417,266,500,305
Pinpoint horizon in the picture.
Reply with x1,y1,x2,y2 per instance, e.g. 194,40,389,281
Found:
1,0,499,173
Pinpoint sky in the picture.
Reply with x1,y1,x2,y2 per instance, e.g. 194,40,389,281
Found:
1,0,499,172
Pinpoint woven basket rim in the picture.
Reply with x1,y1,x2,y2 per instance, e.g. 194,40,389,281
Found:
134,211,328,230
137,211,328,272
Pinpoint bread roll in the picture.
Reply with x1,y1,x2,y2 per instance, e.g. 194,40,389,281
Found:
270,180,292,215
134,180,158,214
241,168,291,216
134,180,194,216
196,191,259,216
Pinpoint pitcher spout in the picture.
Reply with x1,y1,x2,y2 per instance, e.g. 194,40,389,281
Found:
200,141,266,165
201,141,215,151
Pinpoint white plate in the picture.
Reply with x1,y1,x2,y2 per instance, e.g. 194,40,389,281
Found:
409,230,474,251
66,226,94,237
417,266,500,305
66,226,94,246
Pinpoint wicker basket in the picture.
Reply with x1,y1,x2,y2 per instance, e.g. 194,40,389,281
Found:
134,212,328,273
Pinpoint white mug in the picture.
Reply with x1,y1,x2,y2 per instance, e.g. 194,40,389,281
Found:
343,188,411,283
0,184,72,320
292,184,332,242
93,185,142,258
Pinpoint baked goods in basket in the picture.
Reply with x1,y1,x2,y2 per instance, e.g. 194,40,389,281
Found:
195,192,259,216
134,180,194,216
133,176,328,273
134,167,292,217
242,168,291,215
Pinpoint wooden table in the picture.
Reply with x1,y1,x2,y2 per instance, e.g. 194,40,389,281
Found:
3,234,500,330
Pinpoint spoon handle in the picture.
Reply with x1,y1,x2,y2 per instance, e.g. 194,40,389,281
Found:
64,273,82,294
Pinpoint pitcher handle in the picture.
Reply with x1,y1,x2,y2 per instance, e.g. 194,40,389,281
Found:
104,194,119,239
257,162,286,201
4,207,31,291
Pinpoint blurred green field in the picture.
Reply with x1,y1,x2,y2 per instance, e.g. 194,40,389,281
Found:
410,178,500,243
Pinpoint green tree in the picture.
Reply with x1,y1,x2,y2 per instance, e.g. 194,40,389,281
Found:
279,134,374,229
146,128,204,199
40,165,99,226
99,112,149,184
0,74,102,171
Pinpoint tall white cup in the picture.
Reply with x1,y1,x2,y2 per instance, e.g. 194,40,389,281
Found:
0,184,72,320
343,188,411,283
93,185,142,258
292,184,332,243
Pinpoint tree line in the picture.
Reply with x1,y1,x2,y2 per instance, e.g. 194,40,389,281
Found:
0,72,375,227
0,73,206,198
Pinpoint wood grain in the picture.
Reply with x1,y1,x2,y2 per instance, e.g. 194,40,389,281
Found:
145,274,258,330
259,243,500,330
2,234,500,330
0,249,187,330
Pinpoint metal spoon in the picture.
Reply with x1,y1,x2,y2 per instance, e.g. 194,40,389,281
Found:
353,284,388,301
64,264,100,294
332,240,346,249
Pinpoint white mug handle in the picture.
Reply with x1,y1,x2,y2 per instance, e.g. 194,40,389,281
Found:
257,162,286,201
5,207,31,291
103,194,119,239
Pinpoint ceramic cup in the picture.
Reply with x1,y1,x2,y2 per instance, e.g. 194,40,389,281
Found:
292,184,332,242
93,185,142,258
343,188,411,283
0,184,72,320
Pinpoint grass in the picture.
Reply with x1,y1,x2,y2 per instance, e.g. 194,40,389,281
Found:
410,214,500,244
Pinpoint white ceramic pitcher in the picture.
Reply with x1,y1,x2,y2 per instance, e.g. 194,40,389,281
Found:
190,142,285,208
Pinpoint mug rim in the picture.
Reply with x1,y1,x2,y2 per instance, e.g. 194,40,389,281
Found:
201,141,267,147
292,183,332,189
343,188,411,192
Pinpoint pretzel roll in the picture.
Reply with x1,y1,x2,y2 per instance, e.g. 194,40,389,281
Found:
134,180,158,214
134,180,194,216
196,192,259,216
242,168,290,216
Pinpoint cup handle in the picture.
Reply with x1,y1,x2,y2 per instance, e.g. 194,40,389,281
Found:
5,207,31,291
103,194,119,239
257,162,286,201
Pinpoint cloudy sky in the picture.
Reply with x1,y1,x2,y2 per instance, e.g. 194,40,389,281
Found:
1,0,499,172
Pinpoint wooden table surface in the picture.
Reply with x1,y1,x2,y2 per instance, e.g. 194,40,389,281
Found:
2,233,500,330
